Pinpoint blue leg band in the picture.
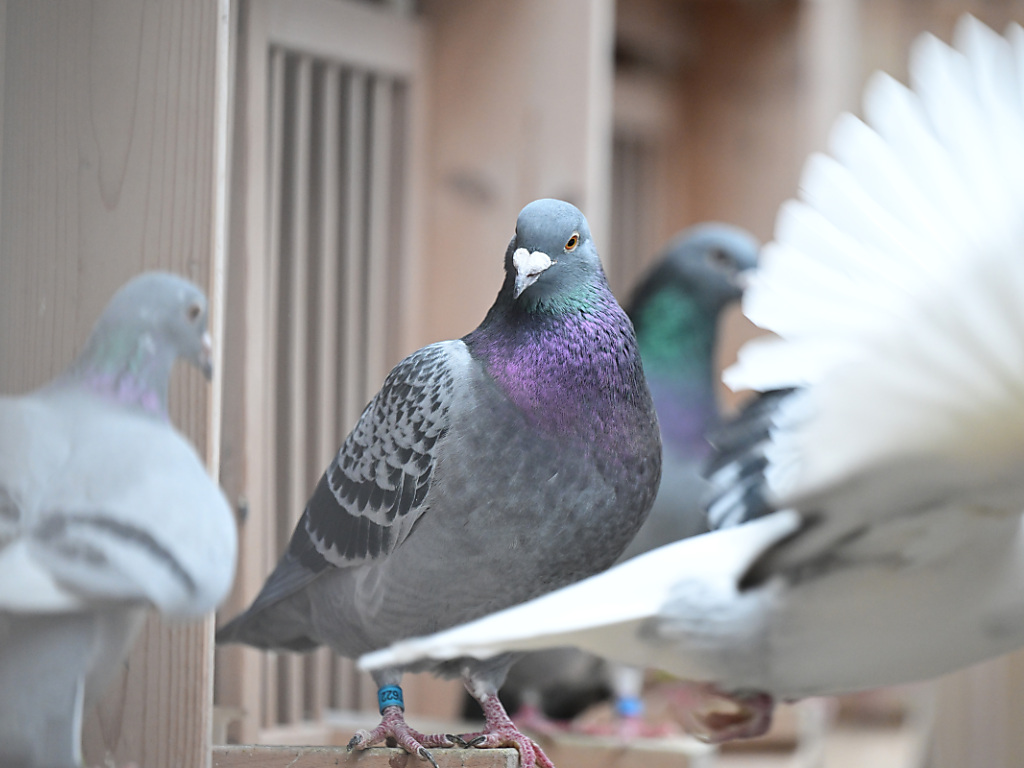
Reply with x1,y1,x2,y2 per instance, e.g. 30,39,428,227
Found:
378,684,405,714
616,695,644,718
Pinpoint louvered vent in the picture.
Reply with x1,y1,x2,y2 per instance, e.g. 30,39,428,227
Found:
259,46,410,729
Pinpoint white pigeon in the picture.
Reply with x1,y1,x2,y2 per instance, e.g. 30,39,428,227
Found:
0,272,238,768
360,15,1024,743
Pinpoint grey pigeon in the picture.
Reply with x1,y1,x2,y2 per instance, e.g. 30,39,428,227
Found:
621,224,759,559
497,225,759,733
360,16,1024,745
0,271,237,768
216,199,662,768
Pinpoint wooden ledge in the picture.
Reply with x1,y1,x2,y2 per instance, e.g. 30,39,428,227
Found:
213,745,520,768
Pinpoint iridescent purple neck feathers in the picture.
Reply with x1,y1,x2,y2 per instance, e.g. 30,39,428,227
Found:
56,329,176,418
464,284,653,445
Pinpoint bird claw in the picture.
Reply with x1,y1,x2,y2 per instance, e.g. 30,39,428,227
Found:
669,685,775,743
447,733,486,748
346,707,452,764
346,729,370,751
418,746,441,768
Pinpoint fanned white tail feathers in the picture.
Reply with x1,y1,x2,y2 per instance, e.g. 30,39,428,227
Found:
359,512,799,673
728,17,1024,505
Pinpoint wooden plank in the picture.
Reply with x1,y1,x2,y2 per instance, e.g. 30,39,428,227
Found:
0,2,229,766
365,75,394,390
261,44,287,732
216,0,271,745
306,62,341,724
341,69,368,426
214,745,520,768
313,62,342,500
263,0,422,77
0,0,6,233
540,735,714,768
279,51,313,729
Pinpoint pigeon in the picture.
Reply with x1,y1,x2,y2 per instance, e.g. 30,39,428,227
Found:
216,199,662,768
496,225,759,735
0,271,237,768
620,224,759,559
359,15,1024,745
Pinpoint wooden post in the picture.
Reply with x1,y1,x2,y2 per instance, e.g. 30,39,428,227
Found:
213,746,520,768
0,1,230,766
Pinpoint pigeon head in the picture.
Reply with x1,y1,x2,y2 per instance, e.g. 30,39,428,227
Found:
63,272,213,414
636,224,759,317
628,224,759,371
627,225,759,451
503,199,604,313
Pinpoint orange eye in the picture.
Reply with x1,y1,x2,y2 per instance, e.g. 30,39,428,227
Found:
565,233,579,252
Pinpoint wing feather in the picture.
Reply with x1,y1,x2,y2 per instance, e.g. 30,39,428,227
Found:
296,341,466,569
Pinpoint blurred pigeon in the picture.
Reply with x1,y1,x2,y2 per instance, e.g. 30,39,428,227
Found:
621,225,759,558
0,272,237,768
360,16,1024,744
498,225,759,735
216,199,661,768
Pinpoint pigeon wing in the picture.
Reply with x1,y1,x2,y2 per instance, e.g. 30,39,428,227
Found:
304,341,459,567
721,18,1024,577
233,341,464,616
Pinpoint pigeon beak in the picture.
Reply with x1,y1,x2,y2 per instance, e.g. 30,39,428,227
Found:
198,330,214,380
512,248,553,299
733,268,755,292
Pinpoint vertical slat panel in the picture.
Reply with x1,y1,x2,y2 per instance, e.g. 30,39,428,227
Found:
386,81,409,364
354,78,382,720
364,76,393,392
280,53,313,727
306,61,342,723
342,71,368,430
343,70,376,714
225,0,428,745
356,78,385,720
260,45,287,731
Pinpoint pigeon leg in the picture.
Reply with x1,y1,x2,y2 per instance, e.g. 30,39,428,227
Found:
571,695,679,740
666,682,774,743
452,678,555,768
510,701,571,738
571,663,678,740
347,682,454,767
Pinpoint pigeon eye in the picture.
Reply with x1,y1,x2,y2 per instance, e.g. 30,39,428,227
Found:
186,302,202,322
707,249,732,270
565,233,579,252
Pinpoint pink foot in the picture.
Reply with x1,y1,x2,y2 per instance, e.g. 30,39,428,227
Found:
512,702,571,738
347,705,454,767
455,687,555,768
572,713,679,740
665,683,774,743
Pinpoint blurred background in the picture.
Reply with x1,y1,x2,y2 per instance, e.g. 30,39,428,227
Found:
3,1,1024,766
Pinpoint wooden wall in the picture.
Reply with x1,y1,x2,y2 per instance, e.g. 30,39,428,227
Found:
0,1,230,766
418,0,616,345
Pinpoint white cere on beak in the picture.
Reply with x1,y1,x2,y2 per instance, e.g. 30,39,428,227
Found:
512,248,553,299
